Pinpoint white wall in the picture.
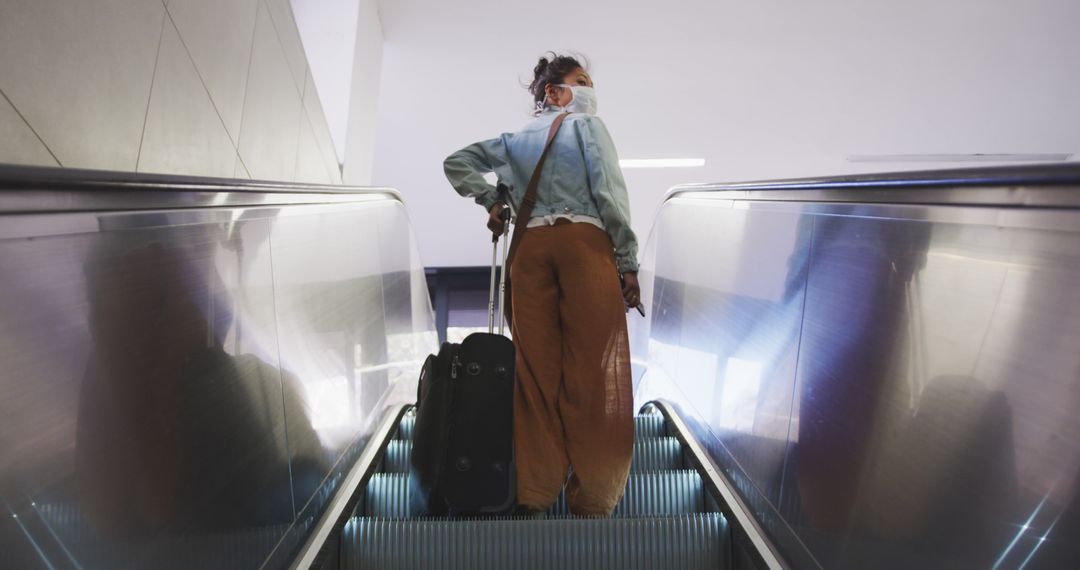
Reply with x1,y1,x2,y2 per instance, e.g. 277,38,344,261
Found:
0,0,342,184
342,0,384,185
290,0,360,164
372,0,1080,269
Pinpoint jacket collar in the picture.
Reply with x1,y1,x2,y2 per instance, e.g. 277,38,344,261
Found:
538,105,571,118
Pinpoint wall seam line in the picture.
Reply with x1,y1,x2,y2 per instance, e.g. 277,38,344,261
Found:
234,0,263,179
292,89,309,183
280,66,309,183
162,6,245,152
261,0,306,98
0,87,63,168
134,11,169,173
300,75,342,184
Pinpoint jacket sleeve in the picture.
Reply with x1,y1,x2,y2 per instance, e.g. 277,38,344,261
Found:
577,116,640,273
443,137,509,212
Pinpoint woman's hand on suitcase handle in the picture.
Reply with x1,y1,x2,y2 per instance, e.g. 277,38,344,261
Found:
621,272,643,315
488,204,507,236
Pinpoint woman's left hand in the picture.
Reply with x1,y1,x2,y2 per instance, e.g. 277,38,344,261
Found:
621,272,641,308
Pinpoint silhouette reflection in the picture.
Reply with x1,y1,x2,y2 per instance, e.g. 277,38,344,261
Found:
76,226,325,543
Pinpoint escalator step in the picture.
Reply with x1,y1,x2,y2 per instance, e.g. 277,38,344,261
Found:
383,440,410,472
635,414,666,439
364,473,412,518
383,437,683,474
395,414,667,442
363,471,704,518
631,437,683,472
397,413,415,440
549,470,704,517
341,513,730,570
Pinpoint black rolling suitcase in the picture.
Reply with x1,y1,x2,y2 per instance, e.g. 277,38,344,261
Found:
409,204,516,516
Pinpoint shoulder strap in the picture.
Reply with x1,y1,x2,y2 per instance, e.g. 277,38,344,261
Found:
506,112,569,267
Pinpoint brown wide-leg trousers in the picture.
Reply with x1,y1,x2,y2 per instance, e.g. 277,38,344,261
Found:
510,222,634,516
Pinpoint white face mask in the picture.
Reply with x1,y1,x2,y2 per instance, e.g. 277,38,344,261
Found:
561,84,598,115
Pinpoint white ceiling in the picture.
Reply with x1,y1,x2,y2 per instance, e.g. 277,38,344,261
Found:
371,0,1080,268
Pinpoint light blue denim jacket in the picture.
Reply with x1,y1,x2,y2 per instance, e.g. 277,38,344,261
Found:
443,107,640,273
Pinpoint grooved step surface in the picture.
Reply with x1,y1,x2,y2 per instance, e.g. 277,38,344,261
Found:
364,473,411,518
341,514,730,570
383,439,410,473
396,414,666,442
363,471,704,518
397,413,416,440
631,437,683,472
634,414,667,439
550,471,705,517
383,437,684,474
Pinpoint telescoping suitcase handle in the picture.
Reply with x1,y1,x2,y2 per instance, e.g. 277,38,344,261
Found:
487,184,513,336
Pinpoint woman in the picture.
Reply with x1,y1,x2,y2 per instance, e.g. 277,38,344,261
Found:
443,53,639,517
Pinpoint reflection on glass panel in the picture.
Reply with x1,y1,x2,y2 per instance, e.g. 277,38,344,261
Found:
718,357,763,433
636,199,809,515
0,198,436,569
0,217,294,568
633,196,1080,568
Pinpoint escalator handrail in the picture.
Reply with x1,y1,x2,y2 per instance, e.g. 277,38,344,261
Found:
0,164,403,214
285,404,413,570
649,400,790,570
664,163,1080,208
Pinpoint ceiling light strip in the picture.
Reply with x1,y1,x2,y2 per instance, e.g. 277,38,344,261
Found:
620,158,706,169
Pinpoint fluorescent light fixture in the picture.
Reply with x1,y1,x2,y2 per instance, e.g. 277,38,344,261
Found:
847,153,1072,163
620,158,706,169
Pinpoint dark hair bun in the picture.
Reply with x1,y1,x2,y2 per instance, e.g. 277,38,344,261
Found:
527,52,585,113
533,57,550,76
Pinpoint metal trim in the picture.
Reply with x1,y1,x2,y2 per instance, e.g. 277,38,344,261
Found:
663,164,1080,208
665,196,1080,232
647,400,789,570
0,199,399,240
0,165,404,214
286,404,413,570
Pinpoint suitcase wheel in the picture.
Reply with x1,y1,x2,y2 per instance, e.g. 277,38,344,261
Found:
467,362,481,376
455,457,471,472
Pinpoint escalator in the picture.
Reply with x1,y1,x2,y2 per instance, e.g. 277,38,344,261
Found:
346,408,727,568
290,401,783,570
5,164,1080,569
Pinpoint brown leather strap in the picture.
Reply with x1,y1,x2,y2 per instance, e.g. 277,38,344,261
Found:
506,112,569,267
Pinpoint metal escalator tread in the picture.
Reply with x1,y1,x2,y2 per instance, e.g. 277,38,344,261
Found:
363,470,704,518
347,411,731,568
630,436,683,472
551,470,704,517
394,413,666,442
396,415,415,441
383,437,683,474
341,513,729,570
